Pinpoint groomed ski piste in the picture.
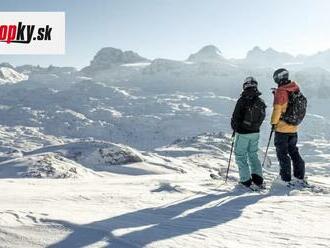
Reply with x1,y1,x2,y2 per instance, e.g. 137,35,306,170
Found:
0,133,329,248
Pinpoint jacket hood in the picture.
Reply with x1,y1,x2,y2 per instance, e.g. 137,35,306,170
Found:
241,87,261,99
278,81,300,93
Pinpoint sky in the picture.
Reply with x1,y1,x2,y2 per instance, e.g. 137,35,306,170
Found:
0,0,330,68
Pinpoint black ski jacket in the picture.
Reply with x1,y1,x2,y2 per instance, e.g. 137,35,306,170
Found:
231,88,264,134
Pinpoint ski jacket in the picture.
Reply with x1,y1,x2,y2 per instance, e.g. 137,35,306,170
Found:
231,88,265,134
271,81,299,133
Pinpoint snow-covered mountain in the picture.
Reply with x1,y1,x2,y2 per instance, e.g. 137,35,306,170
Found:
0,45,328,164
240,46,330,70
242,46,296,67
70,45,330,98
187,45,225,63
0,67,28,84
81,47,150,76
304,49,330,69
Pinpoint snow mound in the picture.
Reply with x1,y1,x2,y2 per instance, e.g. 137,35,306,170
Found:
156,132,230,157
79,143,144,166
0,153,99,179
0,67,28,84
26,141,144,169
0,126,68,152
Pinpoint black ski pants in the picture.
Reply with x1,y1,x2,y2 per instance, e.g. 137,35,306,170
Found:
274,132,305,182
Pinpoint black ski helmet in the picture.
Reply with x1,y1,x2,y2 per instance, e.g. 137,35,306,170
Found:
243,76,258,90
273,68,289,85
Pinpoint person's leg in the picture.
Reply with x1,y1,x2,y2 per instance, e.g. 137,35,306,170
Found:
288,133,305,180
234,133,251,184
247,133,263,185
274,132,291,182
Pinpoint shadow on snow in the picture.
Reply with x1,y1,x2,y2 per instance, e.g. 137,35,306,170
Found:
44,190,268,247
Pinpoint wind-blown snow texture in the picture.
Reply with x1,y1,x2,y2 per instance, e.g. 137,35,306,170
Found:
0,45,330,247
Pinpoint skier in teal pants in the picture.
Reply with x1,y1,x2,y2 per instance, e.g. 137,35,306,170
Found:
231,77,266,187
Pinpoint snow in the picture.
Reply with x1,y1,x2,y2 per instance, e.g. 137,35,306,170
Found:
0,166,329,247
0,132,329,247
0,153,99,179
0,67,28,84
121,62,151,68
187,45,224,63
81,47,149,77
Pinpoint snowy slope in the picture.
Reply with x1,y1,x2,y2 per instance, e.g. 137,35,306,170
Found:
0,82,238,149
0,77,329,150
0,133,329,247
0,175,329,248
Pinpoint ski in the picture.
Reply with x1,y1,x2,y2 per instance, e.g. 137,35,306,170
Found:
247,184,267,193
210,173,268,193
287,181,328,194
234,184,268,194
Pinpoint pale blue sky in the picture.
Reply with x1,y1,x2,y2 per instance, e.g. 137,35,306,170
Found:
0,0,329,68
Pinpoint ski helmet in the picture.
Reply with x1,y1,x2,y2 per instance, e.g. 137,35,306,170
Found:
243,76,258,90
273,68,289,85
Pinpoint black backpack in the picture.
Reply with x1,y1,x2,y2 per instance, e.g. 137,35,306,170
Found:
241,97,266,131
281,91,307,125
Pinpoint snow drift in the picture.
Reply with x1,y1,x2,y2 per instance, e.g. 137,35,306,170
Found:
0,153,98,179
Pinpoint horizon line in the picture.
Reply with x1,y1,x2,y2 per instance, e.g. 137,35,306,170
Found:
1,45,329,69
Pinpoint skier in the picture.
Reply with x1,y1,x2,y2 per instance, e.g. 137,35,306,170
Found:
271,68,306,184
231,77,266,188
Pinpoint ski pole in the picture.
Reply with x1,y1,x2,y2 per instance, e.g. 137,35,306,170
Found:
262,129,274,167
225,131,235,183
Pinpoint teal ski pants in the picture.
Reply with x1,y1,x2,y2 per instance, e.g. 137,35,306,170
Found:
234,133,263,183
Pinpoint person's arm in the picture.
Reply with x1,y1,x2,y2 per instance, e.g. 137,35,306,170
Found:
271,89,288,125
231,98,243,131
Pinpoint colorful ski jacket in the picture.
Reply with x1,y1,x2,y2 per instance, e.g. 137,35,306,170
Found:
271,81,300,133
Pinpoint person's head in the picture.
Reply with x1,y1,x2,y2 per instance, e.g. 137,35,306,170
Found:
243,76,258,90
273,68,289,85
